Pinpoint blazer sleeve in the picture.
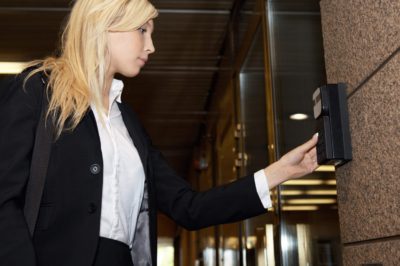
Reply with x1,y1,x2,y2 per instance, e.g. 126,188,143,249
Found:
0,73,42,265
132,121,267,230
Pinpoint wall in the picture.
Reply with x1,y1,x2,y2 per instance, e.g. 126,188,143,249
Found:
319,0,400,265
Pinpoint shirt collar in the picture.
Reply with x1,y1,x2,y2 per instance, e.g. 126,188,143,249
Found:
110,78,124,103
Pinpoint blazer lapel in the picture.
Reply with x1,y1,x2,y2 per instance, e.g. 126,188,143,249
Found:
117,103,149,178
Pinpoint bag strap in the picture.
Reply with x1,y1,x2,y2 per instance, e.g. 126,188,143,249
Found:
23,75,53,237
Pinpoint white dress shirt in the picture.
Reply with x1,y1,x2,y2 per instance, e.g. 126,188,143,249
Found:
91,79,146,248
91,79,272,248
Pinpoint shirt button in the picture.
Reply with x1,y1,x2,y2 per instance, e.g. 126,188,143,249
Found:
88,203,97,214
90,164,101,174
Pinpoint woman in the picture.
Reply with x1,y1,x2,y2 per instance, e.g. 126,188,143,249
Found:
0,0,319,265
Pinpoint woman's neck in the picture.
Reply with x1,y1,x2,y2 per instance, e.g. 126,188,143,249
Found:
102,74,114,111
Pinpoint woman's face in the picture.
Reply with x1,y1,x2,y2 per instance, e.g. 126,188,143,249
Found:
107,20,155,78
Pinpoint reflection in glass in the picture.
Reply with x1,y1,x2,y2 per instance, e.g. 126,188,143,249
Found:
267,0,342,265
224,249,240,266
239,23,277,266
157,238,174,266
199,228,217,266
219,234,240,266
203,248,217,266
237,0,258,56
239,26,268,176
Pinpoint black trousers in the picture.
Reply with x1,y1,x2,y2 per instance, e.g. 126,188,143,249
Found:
93,237,133,266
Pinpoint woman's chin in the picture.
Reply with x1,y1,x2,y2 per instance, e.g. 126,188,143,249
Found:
120,68,141,78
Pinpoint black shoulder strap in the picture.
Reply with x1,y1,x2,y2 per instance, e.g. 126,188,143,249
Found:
23,75,53,237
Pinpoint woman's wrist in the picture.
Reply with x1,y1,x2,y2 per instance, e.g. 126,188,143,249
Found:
264,160,291,190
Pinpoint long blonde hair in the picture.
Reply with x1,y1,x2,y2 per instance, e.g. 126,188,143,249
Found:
26,0,158,137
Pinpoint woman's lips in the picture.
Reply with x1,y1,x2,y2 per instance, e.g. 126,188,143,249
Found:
138,58,147,66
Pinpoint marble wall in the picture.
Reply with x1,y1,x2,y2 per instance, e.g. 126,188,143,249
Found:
319,0,400,265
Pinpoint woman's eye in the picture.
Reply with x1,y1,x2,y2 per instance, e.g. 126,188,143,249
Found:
139,27,147,34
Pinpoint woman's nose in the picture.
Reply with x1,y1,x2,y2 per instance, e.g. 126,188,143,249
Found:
146,37,155,54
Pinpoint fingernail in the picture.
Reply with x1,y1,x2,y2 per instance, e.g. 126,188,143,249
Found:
314,132,319,138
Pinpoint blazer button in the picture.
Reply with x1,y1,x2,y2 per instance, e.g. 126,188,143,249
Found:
88,203,97,214
90,164,101,175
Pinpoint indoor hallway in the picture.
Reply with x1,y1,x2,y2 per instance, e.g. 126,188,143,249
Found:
0,0,399,265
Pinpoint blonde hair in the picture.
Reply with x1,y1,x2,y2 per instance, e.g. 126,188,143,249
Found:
26,0,158,137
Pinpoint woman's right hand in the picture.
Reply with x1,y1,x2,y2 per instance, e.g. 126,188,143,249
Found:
264,134,319,189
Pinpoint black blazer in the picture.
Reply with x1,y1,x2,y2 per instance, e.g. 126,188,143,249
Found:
0,72,266,266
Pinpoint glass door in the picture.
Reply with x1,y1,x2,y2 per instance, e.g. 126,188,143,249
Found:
238,21,277,266
266,0,342,265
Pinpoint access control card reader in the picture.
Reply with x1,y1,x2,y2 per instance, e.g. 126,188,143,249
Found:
313,83,352,167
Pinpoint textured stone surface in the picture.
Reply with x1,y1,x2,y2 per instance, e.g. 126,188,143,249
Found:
335,52,400,243
320,0,400,94
343,239,400,266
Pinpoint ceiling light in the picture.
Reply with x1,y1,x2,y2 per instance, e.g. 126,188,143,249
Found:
326,180,337,185
290,113,309,120
281,190,337,196
315,165,336,172
306,190,337,195
0,62,27,74
246,236,257,249
282,206,319,211
284,199,336,205
283,179,336,186
284,179,324,185
281,190,303,196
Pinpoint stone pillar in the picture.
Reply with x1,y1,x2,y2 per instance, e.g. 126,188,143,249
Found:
319,0,400,265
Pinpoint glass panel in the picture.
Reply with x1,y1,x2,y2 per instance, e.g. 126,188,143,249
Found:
279,172,341,266
239,26,269,175
239,25,276,266
266,0,343,265
215,80,242,266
